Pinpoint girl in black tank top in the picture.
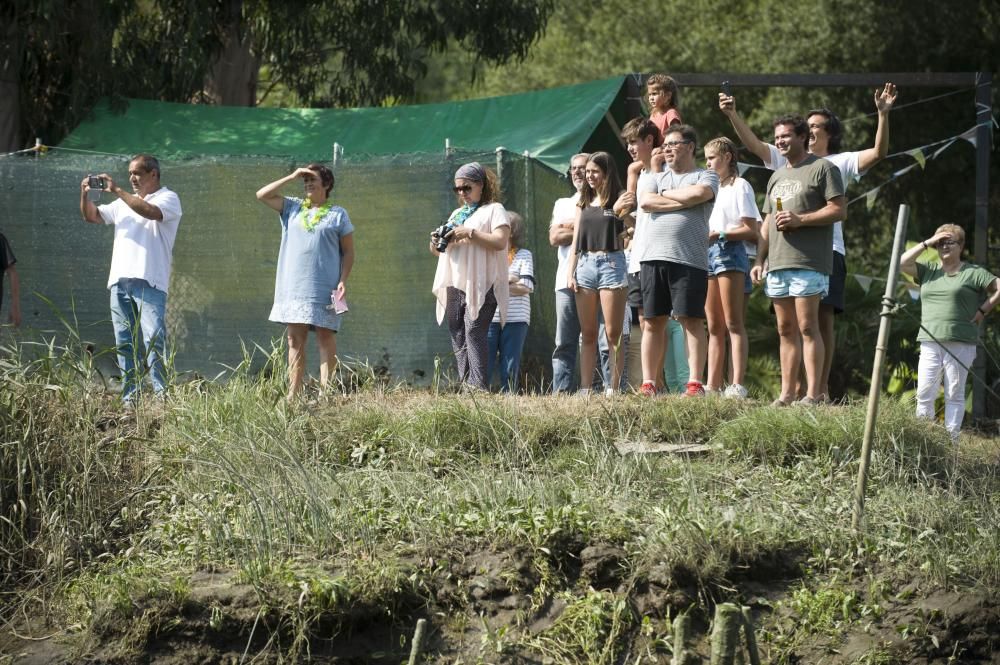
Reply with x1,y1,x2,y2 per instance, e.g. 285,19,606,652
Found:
565,152,635,395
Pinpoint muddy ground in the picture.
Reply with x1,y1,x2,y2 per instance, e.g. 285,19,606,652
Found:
2,542,998,664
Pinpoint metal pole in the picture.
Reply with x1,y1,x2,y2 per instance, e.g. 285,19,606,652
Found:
972,71,991,421
852,204,910,531
523,149,532,221
331,142,342,170
494,146,506,200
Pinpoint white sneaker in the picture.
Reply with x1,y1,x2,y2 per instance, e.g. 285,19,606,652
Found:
724,384,749,399
605,387,617,397
577,388,592,397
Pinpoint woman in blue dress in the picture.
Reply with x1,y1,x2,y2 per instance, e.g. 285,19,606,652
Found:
256,164,355,400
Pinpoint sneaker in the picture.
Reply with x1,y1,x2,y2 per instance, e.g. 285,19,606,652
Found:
684,381,705,397
705,385,723,396
639,382,656,397
605,387,617,397
794,396,821,406
577,388,592,397
770,397,791,407
724,384,749,399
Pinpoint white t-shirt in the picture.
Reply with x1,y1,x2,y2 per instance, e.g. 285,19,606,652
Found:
628,170,656,274
708,177,762,257
98,187,182,292
765,144,859,256
492,248,534,325
549,192,580,291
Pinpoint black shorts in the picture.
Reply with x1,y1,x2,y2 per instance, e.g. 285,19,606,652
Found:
627,272,643,309
640,260,708,319
821,251,847,313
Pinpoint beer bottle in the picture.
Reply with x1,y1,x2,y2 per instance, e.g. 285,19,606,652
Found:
775,197,783,212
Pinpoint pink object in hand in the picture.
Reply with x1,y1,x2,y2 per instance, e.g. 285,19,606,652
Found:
326,291,349,313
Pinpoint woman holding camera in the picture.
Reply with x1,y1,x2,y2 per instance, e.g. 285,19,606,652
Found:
430,162,510,391
900,224,999,440
256,163,354,401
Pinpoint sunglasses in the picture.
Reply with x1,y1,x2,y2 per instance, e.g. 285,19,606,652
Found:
937,240,960,248
452,185,474,194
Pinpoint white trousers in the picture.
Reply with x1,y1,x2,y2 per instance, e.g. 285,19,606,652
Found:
915,341,978,439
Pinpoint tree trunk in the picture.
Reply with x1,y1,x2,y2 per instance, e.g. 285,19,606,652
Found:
0,21,23,151
203,0,259,106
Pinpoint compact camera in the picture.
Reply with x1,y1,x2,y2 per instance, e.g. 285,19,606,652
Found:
87,175,106,202
432,222,457,253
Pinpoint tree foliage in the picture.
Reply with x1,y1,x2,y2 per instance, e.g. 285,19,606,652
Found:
3,0,555,150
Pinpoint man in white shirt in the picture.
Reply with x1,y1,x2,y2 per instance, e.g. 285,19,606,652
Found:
79,154,182,403
720,83,897,400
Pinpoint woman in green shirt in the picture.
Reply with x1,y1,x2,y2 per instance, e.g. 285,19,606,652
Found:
900,224,999,439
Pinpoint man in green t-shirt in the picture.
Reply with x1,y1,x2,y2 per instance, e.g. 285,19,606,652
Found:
750,115,845,406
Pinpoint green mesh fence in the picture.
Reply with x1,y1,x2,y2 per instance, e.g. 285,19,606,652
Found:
0,149,571,387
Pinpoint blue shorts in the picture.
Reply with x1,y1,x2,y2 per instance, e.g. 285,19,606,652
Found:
575,251,628,290
707,240,749,277
765,268,830,299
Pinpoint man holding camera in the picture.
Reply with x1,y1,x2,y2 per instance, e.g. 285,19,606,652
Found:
79,154,182,403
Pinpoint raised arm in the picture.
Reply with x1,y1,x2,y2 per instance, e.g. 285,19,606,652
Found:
256,168,315,213
856,82,898,172
719,93,772,164
900,230,949,278
101,174,164,221
79,176,103,224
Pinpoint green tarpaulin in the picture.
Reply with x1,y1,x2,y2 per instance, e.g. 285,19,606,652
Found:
61,76,626,172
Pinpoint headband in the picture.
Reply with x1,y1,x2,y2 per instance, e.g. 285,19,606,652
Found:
454,162,486,183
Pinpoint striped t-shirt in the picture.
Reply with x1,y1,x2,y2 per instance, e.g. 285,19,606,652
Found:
493,248,534,324
637,167,718,271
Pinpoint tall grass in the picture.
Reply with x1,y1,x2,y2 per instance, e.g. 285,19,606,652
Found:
1,335,997,662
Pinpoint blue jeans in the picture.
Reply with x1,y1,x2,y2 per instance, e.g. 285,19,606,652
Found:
110,278,169,400
487,321,529,392
664,318,689,393
552,288,610,392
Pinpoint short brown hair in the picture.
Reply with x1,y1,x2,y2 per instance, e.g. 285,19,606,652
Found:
305,162,335,195
621,117,662,147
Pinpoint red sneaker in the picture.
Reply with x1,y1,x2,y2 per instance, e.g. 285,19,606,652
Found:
639,382,656,397
684,381,706,397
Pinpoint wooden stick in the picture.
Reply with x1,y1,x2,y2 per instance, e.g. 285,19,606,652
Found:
741,606,761,665
407,618,427,665
710,603,742,665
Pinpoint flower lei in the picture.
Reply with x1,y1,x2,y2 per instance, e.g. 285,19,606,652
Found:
300,197,334,232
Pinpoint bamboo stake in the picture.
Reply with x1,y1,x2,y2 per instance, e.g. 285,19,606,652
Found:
852,204,909,531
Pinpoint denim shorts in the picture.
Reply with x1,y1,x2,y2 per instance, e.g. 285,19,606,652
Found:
707,240,749,277
765,268,830,298
575,251,628,290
